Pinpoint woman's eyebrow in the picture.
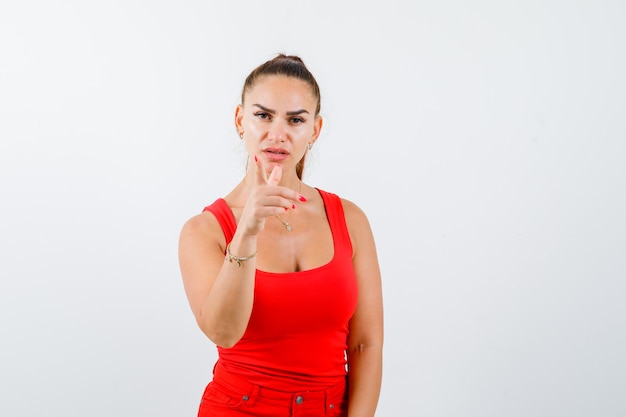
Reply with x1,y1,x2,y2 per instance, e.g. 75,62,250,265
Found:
286,109,309,116
252,103,309,116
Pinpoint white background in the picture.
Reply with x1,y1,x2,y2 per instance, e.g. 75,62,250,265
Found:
1,1,625,416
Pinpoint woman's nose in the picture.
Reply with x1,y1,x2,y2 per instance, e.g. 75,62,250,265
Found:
267,120,286,141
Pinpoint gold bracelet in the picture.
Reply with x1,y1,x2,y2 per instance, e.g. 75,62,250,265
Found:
225,243,257,267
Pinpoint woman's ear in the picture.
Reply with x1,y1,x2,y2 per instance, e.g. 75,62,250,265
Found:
234,104,244,134
312,115,323,141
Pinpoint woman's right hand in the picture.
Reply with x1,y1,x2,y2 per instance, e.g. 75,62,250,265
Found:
237,156,302,236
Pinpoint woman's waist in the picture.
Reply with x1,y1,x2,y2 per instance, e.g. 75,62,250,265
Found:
214,357,347,392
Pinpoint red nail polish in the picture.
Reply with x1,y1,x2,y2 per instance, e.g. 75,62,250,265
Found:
298,195,307,202
254,155,258,162
284,207,288,212
291,204,296,209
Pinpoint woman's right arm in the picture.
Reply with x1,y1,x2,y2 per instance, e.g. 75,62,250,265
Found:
178,213,258,348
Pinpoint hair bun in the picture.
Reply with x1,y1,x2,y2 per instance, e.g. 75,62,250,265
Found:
273,54,305,65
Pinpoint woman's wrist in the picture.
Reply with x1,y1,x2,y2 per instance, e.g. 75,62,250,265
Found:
225,243,257,267
226,234,258,264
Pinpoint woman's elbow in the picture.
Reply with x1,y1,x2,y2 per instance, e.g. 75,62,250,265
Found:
348,340,383,355
196,317,244,349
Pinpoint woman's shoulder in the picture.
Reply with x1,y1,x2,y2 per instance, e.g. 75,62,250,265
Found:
325,192,375,256
179,201,227,247
317,188,370,227
340,197,371,232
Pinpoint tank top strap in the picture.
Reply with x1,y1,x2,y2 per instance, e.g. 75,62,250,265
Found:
203,198,237,244
317,189,353,258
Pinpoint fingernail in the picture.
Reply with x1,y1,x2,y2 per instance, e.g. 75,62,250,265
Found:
291,204,296,209
254,155,258,162
284,207,288,212
298,195,307,202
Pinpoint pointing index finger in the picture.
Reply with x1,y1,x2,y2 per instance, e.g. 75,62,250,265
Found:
267,164,282,186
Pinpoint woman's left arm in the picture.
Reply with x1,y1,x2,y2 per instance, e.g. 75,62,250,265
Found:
343,199,384,417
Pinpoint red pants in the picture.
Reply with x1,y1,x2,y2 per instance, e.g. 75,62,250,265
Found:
197,365,348,417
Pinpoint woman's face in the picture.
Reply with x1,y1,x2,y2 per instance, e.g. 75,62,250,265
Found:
235,75,322,174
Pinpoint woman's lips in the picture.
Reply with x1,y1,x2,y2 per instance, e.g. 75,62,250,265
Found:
263,147,289,161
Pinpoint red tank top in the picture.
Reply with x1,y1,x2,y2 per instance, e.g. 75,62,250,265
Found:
203,189,358,391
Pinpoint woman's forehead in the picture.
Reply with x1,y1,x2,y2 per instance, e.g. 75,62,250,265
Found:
244,75,316,104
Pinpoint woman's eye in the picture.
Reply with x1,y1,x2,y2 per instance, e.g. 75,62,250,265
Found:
290,117,305,124
255,112,270,120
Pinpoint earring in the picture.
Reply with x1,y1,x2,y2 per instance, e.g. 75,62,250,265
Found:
308,142,313,151
239,132,244,140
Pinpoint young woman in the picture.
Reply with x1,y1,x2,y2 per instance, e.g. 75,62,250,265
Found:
179,54,383,417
